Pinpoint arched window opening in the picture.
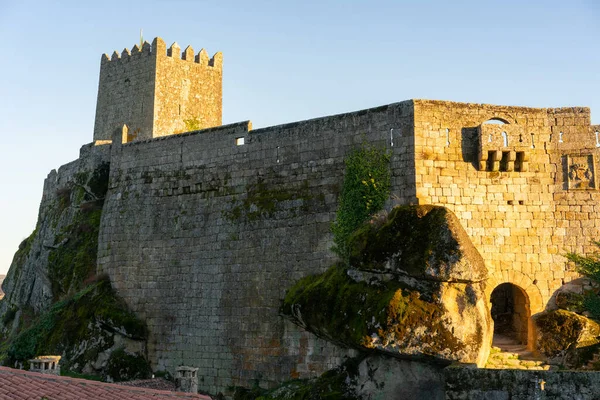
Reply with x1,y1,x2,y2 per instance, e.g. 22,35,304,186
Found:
483,117,510,125
490,283,530,346
501,131,509,147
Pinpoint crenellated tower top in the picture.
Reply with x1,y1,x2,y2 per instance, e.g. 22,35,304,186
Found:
93,37,223,142
99,37,223,70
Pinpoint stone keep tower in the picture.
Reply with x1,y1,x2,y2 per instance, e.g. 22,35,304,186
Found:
93,37,222,142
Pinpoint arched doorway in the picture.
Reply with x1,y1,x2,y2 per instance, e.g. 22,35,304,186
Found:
490,283,530,346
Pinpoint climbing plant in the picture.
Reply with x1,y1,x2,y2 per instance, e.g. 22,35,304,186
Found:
566,242,600,283
331,143,390,261
566,242,600,319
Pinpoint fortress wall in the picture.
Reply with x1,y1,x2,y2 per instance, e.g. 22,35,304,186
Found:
97,101,415,393
412,100,600,313
93,45,157,142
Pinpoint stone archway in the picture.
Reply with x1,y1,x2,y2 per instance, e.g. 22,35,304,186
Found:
490,283,530,346
486,270,543,351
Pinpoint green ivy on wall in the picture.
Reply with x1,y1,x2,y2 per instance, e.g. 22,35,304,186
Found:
332,144,391,261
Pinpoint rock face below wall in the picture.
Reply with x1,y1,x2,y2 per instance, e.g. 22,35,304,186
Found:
445,367,600,400
0,144,150,381
0,144,111,326
283,205,493,367
534,309,600,368
239,354,446,400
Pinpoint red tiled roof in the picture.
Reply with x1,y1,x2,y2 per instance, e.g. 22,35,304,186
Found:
0,367,211,400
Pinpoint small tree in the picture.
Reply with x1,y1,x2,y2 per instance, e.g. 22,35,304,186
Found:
331,144,390,261
566,242,600,319
566,242,600,284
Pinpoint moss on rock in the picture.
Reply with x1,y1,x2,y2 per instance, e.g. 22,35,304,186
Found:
348,206,486,282
5,277,147,375
282,264,478,363
534,309,600,367
283,205,492,365
1,160,150,381
282,264,406,347
234,356,363,400
48,204,103,300
105,347,151,382
555,291,586,314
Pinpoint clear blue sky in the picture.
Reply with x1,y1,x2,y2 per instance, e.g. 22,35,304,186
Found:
0,0,598,274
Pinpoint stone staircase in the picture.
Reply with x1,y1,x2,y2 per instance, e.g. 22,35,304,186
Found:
485,334,554,371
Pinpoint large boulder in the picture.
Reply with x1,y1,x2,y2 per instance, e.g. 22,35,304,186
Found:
282,205,492,367
534,309,600,367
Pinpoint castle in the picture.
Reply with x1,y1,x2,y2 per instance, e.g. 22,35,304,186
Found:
93,37,222,143
43,37,600,393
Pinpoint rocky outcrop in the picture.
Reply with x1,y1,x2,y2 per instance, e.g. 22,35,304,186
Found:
0,143,150,380
534,309,600,368
234,354,446,400
282,205,493,367
0,144,111,322
348,205,487,283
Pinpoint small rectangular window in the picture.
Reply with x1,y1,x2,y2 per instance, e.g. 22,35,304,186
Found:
235,137,245,146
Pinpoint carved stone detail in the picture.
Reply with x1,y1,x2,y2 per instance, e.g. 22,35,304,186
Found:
567,154,596,189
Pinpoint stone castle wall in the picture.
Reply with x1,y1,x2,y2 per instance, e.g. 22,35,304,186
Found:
412,100,600,329
96,102,416,393
93,97,599,393
93,38,222,142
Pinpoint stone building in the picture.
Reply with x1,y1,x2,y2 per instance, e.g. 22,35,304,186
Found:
28,355,61,375
70,37,600,393
93,37,222,143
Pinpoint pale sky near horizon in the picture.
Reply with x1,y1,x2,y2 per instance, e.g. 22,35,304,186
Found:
0,0,598,275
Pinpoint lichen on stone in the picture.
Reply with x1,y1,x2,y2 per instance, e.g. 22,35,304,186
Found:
348,205,486,283
282,205,492,366
4,277,148,377
534,309,600,367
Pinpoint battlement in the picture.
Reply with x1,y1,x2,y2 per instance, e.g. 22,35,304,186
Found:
93,37,223,142
99,37,222,69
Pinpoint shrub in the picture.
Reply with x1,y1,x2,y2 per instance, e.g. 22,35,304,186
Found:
331,144,390,261
104,348,151,382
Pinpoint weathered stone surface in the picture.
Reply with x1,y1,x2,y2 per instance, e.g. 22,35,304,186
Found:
0,144,111,323
349,205,487,282
283,205,492,367
7,37,600,394
93,37,222,142
93,96,600,392
235,354,445,400
0,144,151,380
534,309,600,366
353,355,445,400
445,367,600,400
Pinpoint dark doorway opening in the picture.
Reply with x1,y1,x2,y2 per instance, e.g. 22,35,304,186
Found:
490,283,530,346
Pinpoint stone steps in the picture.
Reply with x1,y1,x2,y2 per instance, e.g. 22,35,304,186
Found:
485,346,554,370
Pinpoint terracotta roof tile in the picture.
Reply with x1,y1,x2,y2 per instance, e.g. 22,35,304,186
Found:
0,367,211,400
